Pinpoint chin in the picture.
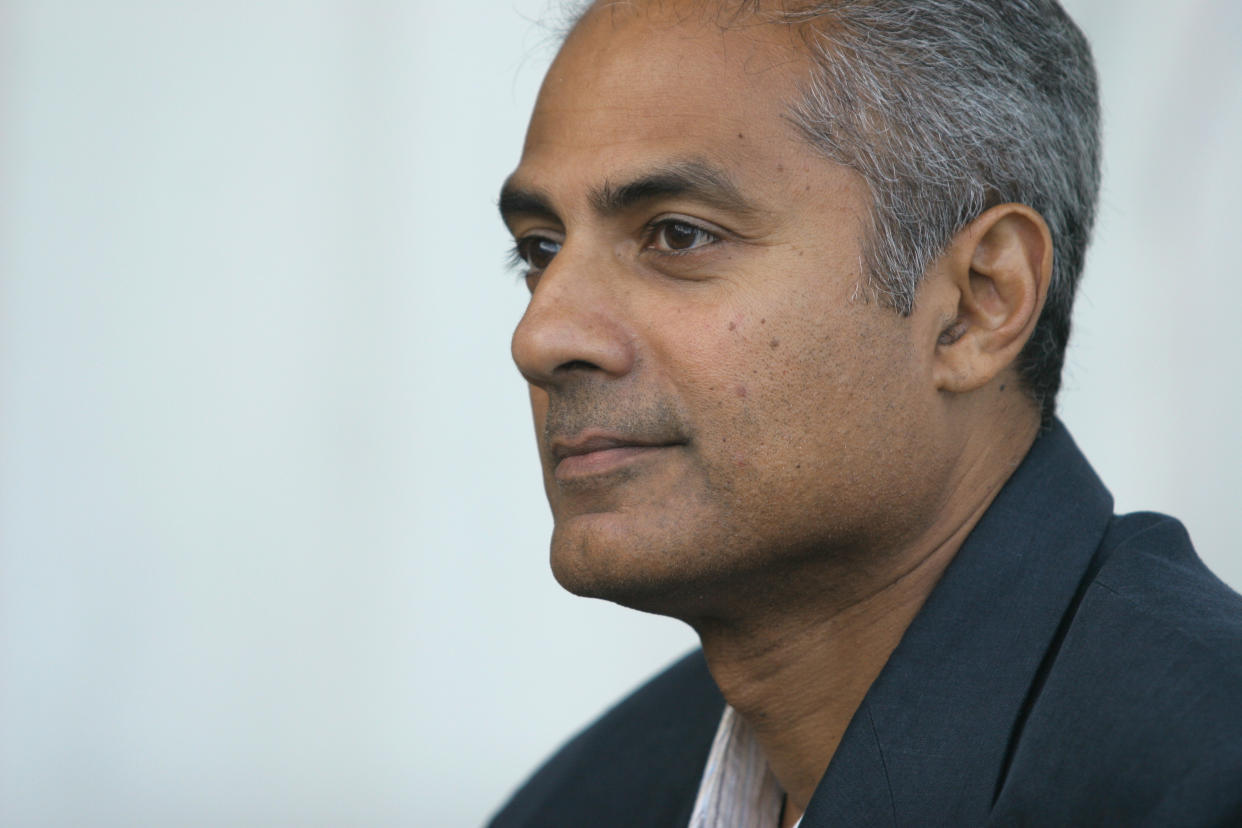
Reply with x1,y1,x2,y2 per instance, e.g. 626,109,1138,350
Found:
546,519,744,619
549,537,675,613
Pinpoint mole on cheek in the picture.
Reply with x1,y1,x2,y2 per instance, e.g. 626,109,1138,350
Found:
728,321,736,331
770,338,780,349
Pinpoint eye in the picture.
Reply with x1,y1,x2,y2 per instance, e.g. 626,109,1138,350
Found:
649,220,719,253
514,236,562,272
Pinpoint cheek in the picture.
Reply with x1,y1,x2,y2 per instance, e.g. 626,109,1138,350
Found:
652,312,813,476
662,310,769,425
683,306,918,476
638,280,919,469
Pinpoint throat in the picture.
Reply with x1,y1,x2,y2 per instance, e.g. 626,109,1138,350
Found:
691,537,963,817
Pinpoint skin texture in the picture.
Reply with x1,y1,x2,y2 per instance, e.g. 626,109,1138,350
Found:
500,2,1051,822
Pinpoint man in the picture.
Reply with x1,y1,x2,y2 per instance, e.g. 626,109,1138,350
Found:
491,0,1242,825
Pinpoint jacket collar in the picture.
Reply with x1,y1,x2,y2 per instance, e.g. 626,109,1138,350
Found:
801,421,1115,826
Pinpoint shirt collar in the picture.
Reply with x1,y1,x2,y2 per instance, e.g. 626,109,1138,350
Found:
689,705,784,828
690,705,804,828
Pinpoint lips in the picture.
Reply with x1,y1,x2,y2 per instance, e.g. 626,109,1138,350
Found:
550,433,683,481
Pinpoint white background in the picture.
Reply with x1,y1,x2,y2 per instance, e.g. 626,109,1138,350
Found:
1,1,1239,826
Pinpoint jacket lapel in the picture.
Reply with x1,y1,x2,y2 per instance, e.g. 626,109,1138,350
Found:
801,422,1115,826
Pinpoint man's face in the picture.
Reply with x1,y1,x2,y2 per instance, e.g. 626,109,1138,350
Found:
502,4,951,617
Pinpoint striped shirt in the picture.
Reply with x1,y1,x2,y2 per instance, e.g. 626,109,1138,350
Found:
687,705,803,828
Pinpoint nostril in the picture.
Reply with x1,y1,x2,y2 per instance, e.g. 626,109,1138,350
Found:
557,359,600,373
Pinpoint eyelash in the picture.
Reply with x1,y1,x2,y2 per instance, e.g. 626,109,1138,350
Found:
506,238,559,282
507,218,721,280
646,218,720,255
504,244,526,274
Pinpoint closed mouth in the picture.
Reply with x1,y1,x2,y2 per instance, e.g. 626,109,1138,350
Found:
550,434,685,481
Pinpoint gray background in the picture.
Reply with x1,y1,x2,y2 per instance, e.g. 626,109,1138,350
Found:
1,0,1239,825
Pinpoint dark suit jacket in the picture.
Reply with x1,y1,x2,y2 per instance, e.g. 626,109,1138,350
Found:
490,423,1242,827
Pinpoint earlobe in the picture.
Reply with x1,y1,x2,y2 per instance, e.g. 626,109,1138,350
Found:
932,204,1052,395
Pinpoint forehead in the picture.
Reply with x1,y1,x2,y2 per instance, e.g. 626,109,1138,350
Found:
512,3,818,204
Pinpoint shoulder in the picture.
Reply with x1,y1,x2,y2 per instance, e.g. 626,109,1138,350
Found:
488,650,723,828
1092,512,1242,646
1075,512,1242,697
997,512,1242,825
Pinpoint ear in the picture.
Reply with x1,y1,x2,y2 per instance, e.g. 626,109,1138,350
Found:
929,203,1052,394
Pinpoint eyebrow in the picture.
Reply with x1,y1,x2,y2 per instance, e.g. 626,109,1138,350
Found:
497,186,559,226
498,159,761,227
590,161,759,217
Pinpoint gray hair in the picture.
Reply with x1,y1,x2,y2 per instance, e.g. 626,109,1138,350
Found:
779,0,1100,423
565,0,1101,422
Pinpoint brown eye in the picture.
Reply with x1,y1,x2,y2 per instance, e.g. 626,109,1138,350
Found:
652,221,717,252
517,237,561,270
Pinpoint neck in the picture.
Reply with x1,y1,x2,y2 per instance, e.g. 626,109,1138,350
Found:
690,412,1038,822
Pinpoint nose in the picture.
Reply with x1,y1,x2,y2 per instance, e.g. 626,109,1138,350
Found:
510,251,636,388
